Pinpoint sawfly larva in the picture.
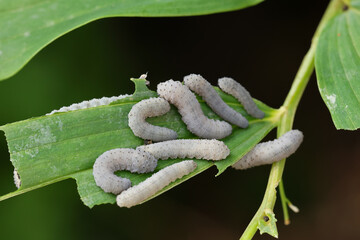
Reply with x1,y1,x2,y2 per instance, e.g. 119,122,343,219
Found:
184,74,248,128
46,94,131,115
137,139,230,160
232,130,303,170
116,160,197,208
157,80,232,139
93,148,157,194
218,77,265,119
128,97,178,142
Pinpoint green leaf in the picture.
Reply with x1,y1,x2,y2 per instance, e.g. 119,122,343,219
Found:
0,0,263,81
257,209,278,238
0,78,279,208
315,1,360,130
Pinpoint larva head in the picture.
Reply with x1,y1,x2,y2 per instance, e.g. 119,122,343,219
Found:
157,80,186,101
218,77,236,90
209,139,231,160
93,148,158,195
134,149,158,173
183,74,210,89
282,129,304,149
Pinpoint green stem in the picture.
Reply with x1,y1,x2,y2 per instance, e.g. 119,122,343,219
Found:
279,180,290,225
240,0,344,239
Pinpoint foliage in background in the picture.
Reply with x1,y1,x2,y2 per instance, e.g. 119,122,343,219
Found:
0,0,262,80
315,0,360,130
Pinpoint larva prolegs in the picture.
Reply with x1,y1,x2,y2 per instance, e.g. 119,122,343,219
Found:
128,97,178,142
116,160,197,208
232,130,304,170
93,148,158,194
218,77,265,119
184,74,248,128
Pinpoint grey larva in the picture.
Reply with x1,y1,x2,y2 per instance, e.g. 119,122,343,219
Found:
13,169,21,189
218,77,265,119
184,74,248,128
128,97,178,142
116,160,197,208
46,94,131,115
137,139,230,160
93,148,158,195
157,80,232,139
232,130,303,170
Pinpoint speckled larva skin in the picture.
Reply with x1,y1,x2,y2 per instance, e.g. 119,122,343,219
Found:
218,77,265,119
137,139,230,160
93,148,158,195
157,80,232,139
46,94,131,115
116,160,197,208
184,74,248,128
128,97,178,142
232,130,303,170
13,169,21,189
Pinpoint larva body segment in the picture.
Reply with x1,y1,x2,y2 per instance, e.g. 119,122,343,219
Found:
128,97,178,142
116,160,197,208
157,80,232,139
137,139,230,160
93,148,158,194
218,77,265,119
232,130,303,170
46,94,131,115
184,74,248,128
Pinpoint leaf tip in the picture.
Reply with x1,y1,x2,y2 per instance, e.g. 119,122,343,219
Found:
130,76,150,94
215,166,227,177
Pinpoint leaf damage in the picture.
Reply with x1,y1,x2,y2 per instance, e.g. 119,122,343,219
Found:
0,77,278,207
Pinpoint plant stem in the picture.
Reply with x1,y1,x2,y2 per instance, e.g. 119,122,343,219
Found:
240,0,344,239
279,180,290,225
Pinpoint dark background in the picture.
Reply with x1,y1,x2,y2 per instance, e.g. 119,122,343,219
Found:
0,0,359,239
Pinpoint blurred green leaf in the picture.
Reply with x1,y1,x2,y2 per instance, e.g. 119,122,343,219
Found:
315,1,360,130
0,0,263,81
0,78,279,208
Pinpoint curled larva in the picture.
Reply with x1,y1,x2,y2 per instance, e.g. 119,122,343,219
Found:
157,80,232,139
128,97,178,142
46,94,131,115
93,148,158,194
13,169,21,189
184,74,248,128
137,139,230,160
117,160,197,208
232,130,303,170
218,77,265,119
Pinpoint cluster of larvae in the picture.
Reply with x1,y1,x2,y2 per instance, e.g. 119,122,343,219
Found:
92,74,304,208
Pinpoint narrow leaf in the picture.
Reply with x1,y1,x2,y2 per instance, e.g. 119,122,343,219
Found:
0,78,279,208
0,0,263,81
315,2,360,130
